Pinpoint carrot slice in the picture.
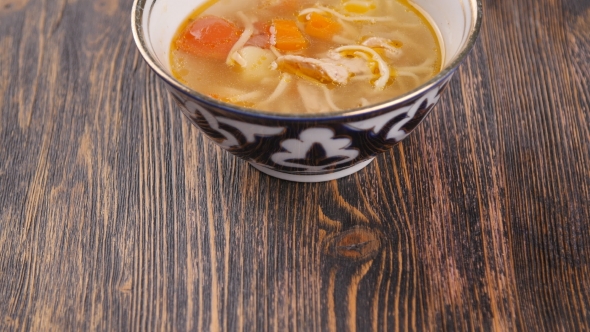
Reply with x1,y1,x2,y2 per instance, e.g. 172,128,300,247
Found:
304,12,341,41
271,19,308,52
175,16,242,59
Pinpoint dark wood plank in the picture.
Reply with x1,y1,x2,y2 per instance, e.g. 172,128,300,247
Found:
0,0,589,330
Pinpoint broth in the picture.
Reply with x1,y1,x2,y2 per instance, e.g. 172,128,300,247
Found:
170,0,442,114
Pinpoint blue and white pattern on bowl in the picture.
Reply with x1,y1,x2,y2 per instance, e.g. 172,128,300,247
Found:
166,74,452,181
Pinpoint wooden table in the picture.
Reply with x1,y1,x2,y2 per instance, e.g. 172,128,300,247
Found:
1,0,589,330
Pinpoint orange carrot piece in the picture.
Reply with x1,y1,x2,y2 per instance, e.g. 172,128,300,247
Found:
304,12,341,40
175,16,242,59
272,19,308,52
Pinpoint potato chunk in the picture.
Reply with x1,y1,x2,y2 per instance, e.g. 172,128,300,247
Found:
237,46,277,81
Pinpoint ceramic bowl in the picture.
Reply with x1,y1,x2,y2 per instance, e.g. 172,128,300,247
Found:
131,0,482,182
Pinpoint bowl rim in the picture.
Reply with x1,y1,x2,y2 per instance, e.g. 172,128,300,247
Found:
131,0,483,121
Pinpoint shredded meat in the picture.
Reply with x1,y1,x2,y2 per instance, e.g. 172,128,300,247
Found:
361,37,403,59
273,55,351,84
325,51,371,75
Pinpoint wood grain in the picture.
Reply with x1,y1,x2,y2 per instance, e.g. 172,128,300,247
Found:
1,0,589,330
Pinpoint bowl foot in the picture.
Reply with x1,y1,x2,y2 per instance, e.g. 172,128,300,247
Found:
249,158,375,182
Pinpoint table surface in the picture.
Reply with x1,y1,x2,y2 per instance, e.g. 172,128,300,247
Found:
1,0,589,330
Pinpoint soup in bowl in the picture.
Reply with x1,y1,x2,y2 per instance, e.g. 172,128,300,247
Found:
131,0,482,182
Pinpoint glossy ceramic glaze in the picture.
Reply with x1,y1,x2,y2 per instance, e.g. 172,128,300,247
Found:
132,0,482,182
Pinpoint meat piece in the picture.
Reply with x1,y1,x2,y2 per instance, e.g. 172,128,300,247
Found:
334,45,390,89
361,37,403,59
273,55,351,84
245,22,271,48
325,50,371,76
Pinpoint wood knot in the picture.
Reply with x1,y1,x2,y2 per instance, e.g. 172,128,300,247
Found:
4,316,18,328
118,279,133,294
0,0,28,13
323,227,382,263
